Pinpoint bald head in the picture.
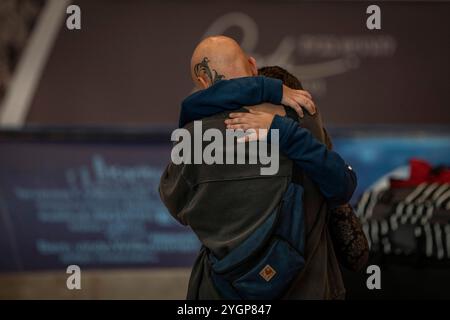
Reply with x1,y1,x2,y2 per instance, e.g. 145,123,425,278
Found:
190,36,257,89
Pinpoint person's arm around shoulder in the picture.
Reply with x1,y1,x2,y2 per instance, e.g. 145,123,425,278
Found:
225,110,357,206
179,76,316,127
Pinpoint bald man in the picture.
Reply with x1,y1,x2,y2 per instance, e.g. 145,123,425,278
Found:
159,36,356,299
179,36,316,128
190,36,254,86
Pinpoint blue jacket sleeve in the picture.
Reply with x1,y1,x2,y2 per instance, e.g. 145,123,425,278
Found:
179,76,283,127
270,115,357,206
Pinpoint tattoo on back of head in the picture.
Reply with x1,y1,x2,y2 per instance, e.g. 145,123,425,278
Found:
194,57,225,85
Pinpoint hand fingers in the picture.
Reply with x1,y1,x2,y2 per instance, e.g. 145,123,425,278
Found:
225,117,247,125
229,112,251,118
296,89,312,99
248,109,263,115
226,113,261,125
286,98,304,118
226,124,252,130
294,95,316,115
295,103,304,118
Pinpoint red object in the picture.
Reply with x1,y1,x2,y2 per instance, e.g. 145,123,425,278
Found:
390,159,450,188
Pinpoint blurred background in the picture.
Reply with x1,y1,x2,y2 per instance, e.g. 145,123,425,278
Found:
0,0,449,299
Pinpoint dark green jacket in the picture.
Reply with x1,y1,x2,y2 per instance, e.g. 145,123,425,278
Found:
160,109,348,299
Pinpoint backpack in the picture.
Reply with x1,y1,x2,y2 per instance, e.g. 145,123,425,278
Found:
206,182,306,299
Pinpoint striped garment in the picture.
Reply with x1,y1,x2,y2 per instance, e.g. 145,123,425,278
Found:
357,182,450,259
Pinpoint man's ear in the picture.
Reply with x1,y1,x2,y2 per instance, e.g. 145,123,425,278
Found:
197,75,210,89
248,56,258,76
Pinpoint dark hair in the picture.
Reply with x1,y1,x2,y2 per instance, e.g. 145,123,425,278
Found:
257,65,303,123
258,65,333,150
258,66,304,90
